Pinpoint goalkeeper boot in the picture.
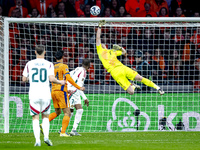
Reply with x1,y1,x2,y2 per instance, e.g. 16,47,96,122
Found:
158,88,165,95
60,133,71,137
34,141,41,147
132,83,141,90
70,130,81,136
39,124,43,135
44,138,53,146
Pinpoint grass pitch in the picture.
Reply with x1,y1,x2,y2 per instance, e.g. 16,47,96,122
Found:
0,132,200,150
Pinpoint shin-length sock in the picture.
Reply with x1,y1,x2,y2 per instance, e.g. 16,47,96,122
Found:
141,77,159,90
61,116,70,133
49,112,57,122
42,118,50,140
33,119,40,143
72,109,83,131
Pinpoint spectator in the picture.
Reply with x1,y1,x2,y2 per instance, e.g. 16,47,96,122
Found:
115,6,127,17
127,49,135,65
138,27,155,54
9,22,20,49
159,7,169,17
193,12,200,17
27,8,41,18
136,2,157,17
152,48,168,83
103,7,112,17
11,59,27,85
68,58,76,71
172,27,184,43
125,0,145,17
180,31,195,84
63,0,77,17
168,59,180,83
62,36,76,58
144,51,152,65
174,7,185,17
160,28,176,60
35,0,57,17
46,2,55,17
8,0,28,17
170,0,187,17
148,0,169,17
134,50,152,91
0,5,3,16
87,50,96,84
55,2,66,17
110,0,120,17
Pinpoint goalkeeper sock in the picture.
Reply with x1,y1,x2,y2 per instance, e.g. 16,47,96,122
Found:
32,119,40,143
49,112,57,122
42,118,49,140
72,109,83,130
141,78,159,90
61,116,70,134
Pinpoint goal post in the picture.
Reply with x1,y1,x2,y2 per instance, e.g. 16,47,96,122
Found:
2,17,200,133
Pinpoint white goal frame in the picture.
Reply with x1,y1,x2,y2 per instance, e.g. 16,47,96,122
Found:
3,17,200,133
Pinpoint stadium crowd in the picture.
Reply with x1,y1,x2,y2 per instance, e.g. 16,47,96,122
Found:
0,0,199,91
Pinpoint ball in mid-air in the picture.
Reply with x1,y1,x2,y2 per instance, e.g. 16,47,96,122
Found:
90,6,100,16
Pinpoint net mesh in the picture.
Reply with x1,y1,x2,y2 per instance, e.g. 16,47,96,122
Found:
4,19,200,132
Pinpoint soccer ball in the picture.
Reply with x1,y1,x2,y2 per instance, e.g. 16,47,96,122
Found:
90,6,100,16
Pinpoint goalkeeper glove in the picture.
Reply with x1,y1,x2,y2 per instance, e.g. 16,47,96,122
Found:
98,20,106,28
112,44,122,51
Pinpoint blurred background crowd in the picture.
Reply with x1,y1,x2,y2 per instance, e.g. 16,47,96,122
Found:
0,0,199,18
1,0,200,92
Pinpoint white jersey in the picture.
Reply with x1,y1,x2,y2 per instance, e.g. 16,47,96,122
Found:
23,58,54,100
68,67,87,100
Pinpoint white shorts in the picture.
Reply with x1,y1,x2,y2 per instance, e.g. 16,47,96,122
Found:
69,90,81,109
29,99,51,116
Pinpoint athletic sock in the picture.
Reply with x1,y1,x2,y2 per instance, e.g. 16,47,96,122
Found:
33,119,40,143
49,112,57,122
61,116,70,134
70,112,73,122
141,77,159,90
42,118,49,140
72,109,83,131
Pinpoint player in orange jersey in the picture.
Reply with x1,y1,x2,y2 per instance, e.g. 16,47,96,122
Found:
40,50,85,137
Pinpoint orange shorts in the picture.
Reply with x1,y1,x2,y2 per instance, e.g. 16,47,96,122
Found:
51,91,70,108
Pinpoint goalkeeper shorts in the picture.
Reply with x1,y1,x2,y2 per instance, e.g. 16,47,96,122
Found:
51,91,70,108
111,65,138,90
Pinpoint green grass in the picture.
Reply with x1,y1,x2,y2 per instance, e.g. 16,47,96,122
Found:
0,132,200,150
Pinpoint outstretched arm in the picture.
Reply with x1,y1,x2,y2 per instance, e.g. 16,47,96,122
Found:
96,27,101,46
121,47,127,56
96,20,106,46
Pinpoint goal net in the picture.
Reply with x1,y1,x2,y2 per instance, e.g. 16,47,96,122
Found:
2,17,200,133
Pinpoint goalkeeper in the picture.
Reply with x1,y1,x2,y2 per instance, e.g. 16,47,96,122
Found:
96,20,164,95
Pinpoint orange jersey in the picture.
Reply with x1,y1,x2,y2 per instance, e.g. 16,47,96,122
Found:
51,62,81,93
52,62,69,92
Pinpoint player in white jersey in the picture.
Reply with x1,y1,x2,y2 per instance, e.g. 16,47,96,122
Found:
22,45,66,146
59,59,90,136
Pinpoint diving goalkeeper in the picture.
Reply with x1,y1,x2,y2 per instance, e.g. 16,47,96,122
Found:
96,20,164,95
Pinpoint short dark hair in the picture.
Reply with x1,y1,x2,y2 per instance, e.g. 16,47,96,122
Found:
55,50,64,60
82,59,90,68
35,45,45,55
